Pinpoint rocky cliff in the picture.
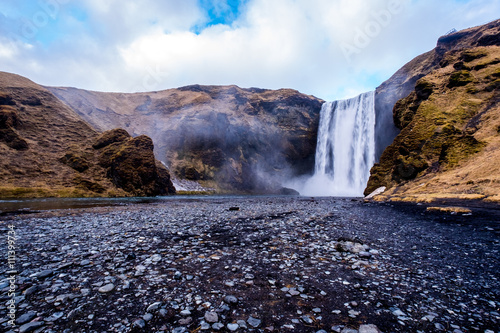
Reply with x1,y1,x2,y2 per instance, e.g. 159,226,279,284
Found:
366,19,500,202
48,85,323,193
0,72,175,198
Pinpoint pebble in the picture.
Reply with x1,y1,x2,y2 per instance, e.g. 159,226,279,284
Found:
23,286,40,298
80,259,91,266
98,283,115,293
247,316,262,328
45,312,64,322
146,302,161,312
204,311,218,323
224,295,238,305
16,311,37,325
34,270,53,279
19,321,45,333
341,329,358,333
180,309,191,316
132,319,146,329
227,323,239,331
212,323,224,330
359,324,382,333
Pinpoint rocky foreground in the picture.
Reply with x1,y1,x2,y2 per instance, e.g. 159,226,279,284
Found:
0,197,499,333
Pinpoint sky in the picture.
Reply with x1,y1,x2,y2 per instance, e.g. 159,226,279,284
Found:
0,0,499,101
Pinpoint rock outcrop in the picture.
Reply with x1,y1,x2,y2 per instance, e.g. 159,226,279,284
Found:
366,20,500,202
374,19,500,161
48,85,323,193
94,129,176,196
0,72,175,198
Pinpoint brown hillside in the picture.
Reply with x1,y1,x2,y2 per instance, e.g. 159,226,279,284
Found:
366,20,500,202
374,19,500,160
0,72,175,198
48,85,323,193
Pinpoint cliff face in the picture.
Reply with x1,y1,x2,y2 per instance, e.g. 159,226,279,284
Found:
366,20,500,202
374,19,500,161
49,85,323,193
0,72,175,198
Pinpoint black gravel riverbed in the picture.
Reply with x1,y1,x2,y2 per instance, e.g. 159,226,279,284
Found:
1,196,499,333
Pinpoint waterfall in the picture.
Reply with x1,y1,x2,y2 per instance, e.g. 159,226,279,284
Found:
301,91,376,197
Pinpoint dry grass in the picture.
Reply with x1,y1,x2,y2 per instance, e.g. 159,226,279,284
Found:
484,195,500,203
0,186,134,199
426,206,472,214
367,44,500,201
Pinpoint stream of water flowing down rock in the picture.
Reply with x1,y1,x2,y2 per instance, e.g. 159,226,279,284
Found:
301,91,376,196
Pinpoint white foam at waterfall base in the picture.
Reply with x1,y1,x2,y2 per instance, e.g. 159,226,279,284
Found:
289,91,376,197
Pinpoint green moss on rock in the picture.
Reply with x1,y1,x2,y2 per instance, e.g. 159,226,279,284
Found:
94,130,176,196
461,49,487,62
448,70,474,88
59,152,90,172
92,128,131,149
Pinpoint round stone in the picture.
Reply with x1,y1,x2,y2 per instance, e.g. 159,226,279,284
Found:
247,316,261,328
98,283,115,293
204,311,218,323
227,323,239,331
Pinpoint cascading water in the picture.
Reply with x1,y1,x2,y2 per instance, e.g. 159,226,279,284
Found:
300,91,376,197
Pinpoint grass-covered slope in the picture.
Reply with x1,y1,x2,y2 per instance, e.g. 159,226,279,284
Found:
0,72,175,198
366,40,500,202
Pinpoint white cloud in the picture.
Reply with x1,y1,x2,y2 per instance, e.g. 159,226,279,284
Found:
1,0,499,100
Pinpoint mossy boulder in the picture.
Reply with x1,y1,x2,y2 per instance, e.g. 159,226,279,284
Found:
461,50,487,62
94,130,176,196
92,128,131,149
414,79,434,100
393,92,419,129
448,70,474,88
393,154,429,181
73,176,106,193
59,152,90,172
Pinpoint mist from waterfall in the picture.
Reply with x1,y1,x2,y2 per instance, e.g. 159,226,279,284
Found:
294,91,376,197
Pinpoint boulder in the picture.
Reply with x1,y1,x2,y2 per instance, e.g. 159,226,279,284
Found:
95,129,176,196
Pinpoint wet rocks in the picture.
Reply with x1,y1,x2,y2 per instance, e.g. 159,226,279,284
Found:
1,196,498,333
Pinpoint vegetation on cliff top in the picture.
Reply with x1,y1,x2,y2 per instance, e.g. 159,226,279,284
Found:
366,43,500,202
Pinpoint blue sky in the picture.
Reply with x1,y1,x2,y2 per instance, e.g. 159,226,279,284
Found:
0,0,499,101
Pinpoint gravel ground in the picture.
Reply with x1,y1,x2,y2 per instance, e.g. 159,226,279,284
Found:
0,196,499,333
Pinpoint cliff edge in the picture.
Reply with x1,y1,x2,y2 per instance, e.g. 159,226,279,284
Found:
366,19,500,203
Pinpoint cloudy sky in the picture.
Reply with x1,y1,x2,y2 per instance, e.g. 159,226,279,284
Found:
0,0,498,101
